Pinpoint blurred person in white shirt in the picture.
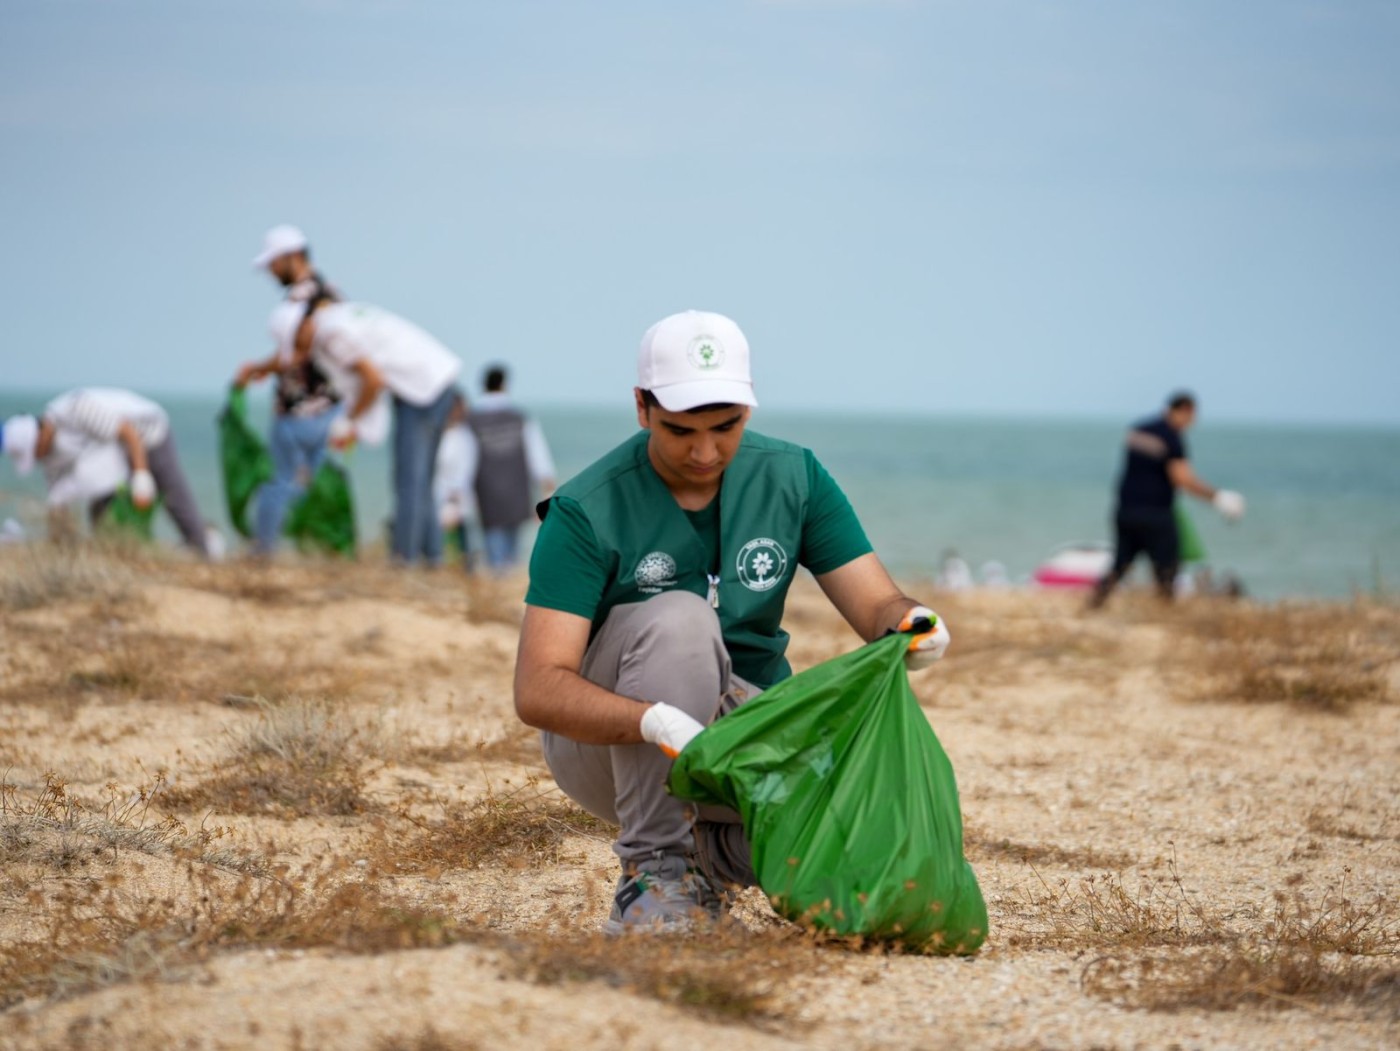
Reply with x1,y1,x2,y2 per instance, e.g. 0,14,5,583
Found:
2,389,213,556
280,300,463,565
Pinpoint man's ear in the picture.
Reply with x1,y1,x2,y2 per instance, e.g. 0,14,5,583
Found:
634,388,650,429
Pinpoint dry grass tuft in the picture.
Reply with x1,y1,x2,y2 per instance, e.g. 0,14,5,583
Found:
498,924,810,1026
375,1032,482,1051
0,544,134,612
0,772,257,881
965,826,1135,871
385,781,610,874
1171,601,1398,711
1004,852,1226,952
0,856,461,1007
1082,877,1400,1013
162,697,374,817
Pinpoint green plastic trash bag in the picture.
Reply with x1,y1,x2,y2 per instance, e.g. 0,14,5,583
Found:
100,487,161,542
218,388,356,555
1175,503,1207,564
284,458,356,556
668,632,987,954
219,386,273,539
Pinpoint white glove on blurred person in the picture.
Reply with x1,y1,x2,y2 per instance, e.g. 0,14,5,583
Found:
129,469,157,510
328,414,357,451
639,702,706,759
1213,489,1246,522
900,605,951,670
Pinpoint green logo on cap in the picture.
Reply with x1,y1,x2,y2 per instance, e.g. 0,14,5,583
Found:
686,335,725,371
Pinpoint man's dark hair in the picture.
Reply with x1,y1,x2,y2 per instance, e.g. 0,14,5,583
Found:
1167,391,1196,412
483,365,508,393
639,389,737,415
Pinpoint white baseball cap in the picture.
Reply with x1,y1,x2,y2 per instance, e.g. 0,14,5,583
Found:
637,310,758,412
252,224,309,269
1,414,39,476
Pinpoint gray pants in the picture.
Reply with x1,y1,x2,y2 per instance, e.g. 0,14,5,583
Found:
542,590,758,885
91,433,209,556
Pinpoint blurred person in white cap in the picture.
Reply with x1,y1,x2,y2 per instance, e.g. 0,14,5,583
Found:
512,309,952,935
2,389,213,556
1089,390,1246,609
283,300,463,565
234,224,345,555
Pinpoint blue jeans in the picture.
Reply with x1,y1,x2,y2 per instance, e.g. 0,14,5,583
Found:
482,525,521,572
392,388,455,564
255,409,337,553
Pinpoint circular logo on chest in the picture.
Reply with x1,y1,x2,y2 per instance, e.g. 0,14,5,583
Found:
737,538,788,592
635,551,678,590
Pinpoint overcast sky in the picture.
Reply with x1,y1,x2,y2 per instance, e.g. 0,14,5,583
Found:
3,1,1397,425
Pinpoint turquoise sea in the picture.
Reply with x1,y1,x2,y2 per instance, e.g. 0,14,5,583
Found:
2,391,1396,600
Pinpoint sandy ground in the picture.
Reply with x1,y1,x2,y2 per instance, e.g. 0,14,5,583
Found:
0,546,1397,1051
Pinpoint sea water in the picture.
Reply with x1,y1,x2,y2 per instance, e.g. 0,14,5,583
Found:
1,392,1396,600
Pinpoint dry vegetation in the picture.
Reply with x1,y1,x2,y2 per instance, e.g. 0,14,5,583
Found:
2,542,1398,1049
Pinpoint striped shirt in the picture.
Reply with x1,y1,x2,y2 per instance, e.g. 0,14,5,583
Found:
41,389,169,506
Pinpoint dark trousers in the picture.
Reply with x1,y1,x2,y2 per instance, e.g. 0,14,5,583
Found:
91,433,209,555
1091,506,1179,605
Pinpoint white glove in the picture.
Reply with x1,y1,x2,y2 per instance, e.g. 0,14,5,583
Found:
900,605,951,670
129,469,157,510
1213,489,1246,522
639,702,706,759
328,414,357,450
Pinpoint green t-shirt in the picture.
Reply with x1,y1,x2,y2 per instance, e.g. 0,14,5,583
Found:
526,433,871,685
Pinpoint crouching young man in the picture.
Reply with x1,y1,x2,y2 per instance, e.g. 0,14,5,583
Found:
513,310,950,934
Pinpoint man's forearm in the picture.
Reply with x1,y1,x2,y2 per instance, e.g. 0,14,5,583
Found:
868,593,922,642
116,422,148,473
347,368,384,421
514,663,651,745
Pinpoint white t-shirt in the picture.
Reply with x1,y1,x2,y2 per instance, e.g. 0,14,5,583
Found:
42,388,169,507
433,423,479,524
312,303,462,408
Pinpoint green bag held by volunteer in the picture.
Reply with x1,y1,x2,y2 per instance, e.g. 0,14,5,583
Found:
1174,503,1207,564
283,458,356,556
219,386,274,539
218,387,356,555
668,632,987,954
100,487,162,542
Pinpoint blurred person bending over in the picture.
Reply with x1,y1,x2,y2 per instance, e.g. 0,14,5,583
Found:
1089,391,1245,608
513,310,952,935
286,300,463,565
2,389,212,555
234,225,343,555
467,363,556,573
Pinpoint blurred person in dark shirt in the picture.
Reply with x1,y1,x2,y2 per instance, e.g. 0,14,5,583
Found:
1089,391,1245,608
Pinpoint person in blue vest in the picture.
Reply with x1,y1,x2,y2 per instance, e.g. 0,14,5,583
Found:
1088,391,1245,609
514,309,951,934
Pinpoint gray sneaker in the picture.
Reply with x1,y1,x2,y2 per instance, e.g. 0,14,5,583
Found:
602,853,721,936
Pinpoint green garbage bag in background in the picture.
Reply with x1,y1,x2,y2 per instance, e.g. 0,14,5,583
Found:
284,457,356,556
100,486,161,542
219,386,273,539
1174,503,1207,564
218,387,356,556
669,632,988,954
